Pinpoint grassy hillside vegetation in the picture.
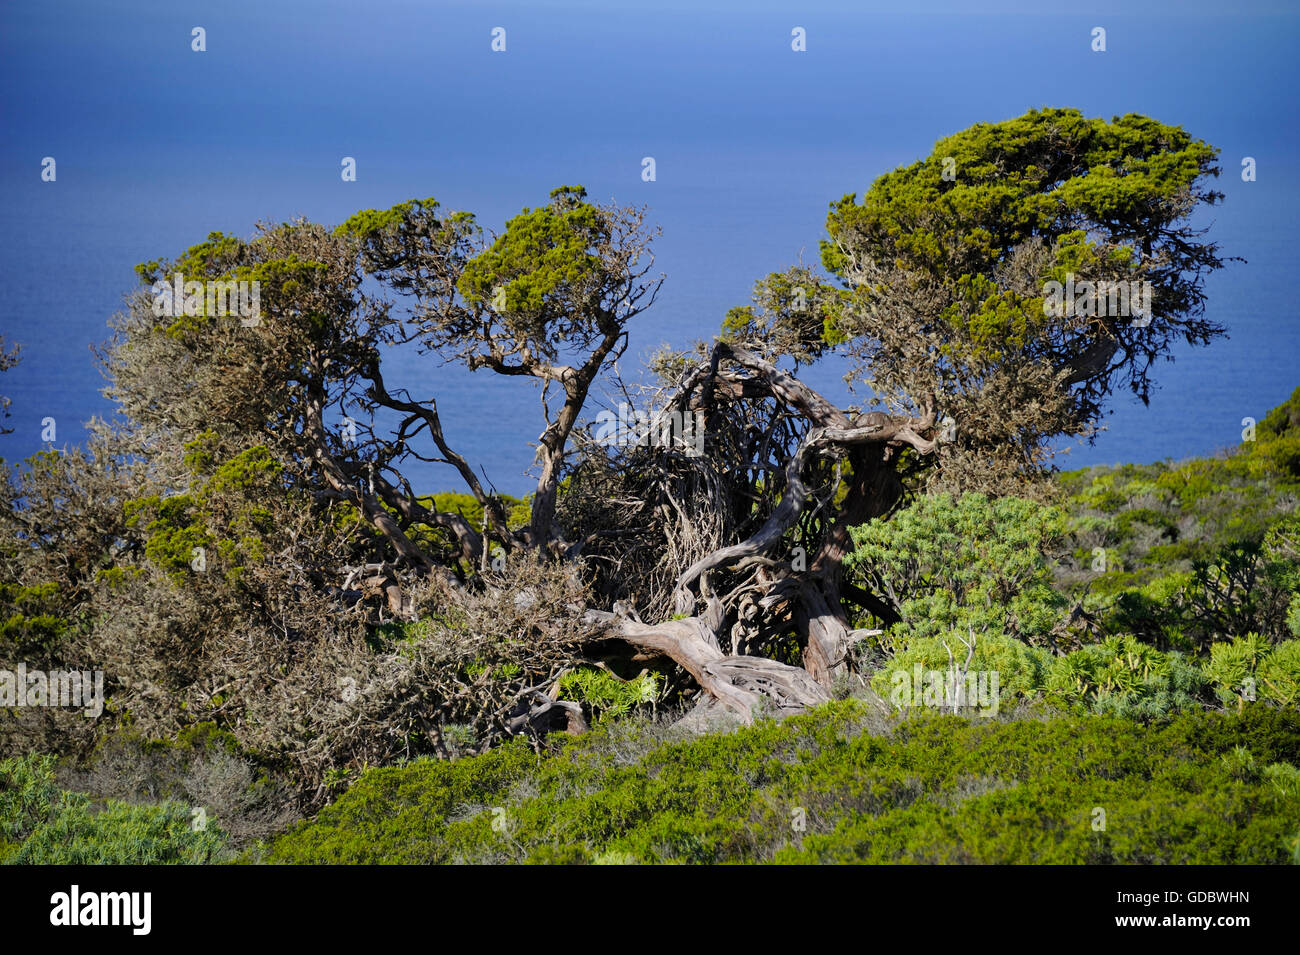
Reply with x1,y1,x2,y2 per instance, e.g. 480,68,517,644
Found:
4,389,1299,864
263,702,1300,865
1054,387,1300,655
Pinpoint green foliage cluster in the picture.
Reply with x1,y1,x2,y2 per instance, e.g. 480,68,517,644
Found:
1254,385,1300,480
1204,635,1300,708
459,187,604,318
0,581,69,653
853,475,1300,720
822,108,1219,305
557,667,659,724
424,490,531,533
873,631,1217,719
1043,635,1207,719
264,702,1300,864
871,633,1049,709
122,438,286,585
847,492,1069,648
0,754,227,864
720,265,848,365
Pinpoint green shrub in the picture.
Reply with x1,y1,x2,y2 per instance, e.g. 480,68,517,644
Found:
848,492,1068,646
558,667,659,723
1203,633,1270,705
1263,761,1300,797
1045,634,1206,717
266,702,1300,865
871,632,1050,712
11,796,227,864
0,754,62,845
1259,640,1300,706
1,752,228,865
1057,398,1300,650
1219,744,1261,783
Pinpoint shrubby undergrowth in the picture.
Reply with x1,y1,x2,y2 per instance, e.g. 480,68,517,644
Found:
262,701,1300,865
1,753,227,864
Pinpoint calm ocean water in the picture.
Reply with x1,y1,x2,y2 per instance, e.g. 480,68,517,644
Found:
2,1,1298,495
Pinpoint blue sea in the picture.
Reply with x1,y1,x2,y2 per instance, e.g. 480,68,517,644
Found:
2,0,1298,495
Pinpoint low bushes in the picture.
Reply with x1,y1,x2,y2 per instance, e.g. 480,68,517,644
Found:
1202,634,1300,708
263,702,1300,865
0,754,227,864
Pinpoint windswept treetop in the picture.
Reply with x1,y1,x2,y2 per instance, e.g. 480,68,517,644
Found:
731,108,1228,487
115,186,661,559
823,108,1222,278
336,184,661,542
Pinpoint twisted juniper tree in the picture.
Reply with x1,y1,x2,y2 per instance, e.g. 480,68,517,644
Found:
565,108,1229,715
63,109,1232,746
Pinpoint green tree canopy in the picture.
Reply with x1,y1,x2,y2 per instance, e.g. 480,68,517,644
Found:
729,108,1229,489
